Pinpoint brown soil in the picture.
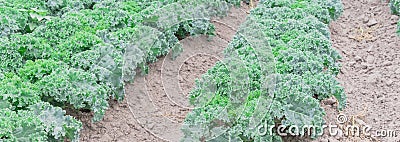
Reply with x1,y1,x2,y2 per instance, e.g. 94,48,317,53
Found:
77,0,400,141
178,54,220,99
316,0,400,142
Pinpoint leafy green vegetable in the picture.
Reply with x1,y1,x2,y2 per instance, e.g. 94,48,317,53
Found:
0,102,82,142
390,0,400,15
37,68,109,121
182,0,346,141
0,73,40,110
10,34,52,60
0,38,23,73
390,0,400,35
0,108,47,142
29,102,82,141
18,59,66,83
71,43,124,101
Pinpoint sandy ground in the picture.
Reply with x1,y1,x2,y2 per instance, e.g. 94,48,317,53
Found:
76,0,400,141
316,0,400,142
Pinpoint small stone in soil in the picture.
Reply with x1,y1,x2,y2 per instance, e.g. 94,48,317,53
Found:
366,19,378,27
390,15,399,21
361,15,369,23
354,56,363,62
365,55,375,64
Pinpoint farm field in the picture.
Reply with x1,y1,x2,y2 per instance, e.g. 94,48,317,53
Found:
0,0,399,142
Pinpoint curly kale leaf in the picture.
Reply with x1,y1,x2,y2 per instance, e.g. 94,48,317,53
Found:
0,73,41,110
0,6,30,36
71,43,124,101
0,108,47,142
251,5,331,23
183,0,345,140
37,68,109,121
9,34,53,60
274,73,346,110
29,102,82,142
0,103,82,142
260,0,343,21
391,0,400,15
18,59,67,83
52,31,103,62
0,38,23,73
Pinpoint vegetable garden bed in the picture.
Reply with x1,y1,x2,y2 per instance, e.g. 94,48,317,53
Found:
1,0,399,142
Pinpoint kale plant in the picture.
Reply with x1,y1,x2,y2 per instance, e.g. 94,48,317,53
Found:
182,0,346,141
0,0,238,141
390,0,400,34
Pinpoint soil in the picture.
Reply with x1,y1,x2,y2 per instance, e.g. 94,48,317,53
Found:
76,0,400,142
315,0,400,142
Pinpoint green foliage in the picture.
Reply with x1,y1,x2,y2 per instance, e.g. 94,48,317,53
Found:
0,4,222,140
252,5,331,24
32,17,92,46
0,0,337,141
29,102,82,141
390,0,400,15
0,102,82,142
37,68,109,121
52,31,103,62
10,34,52,60
260,0,343,22
0,0,50,36
122,0,234,83
18,59,66,83
183,0,346,141
70,44,124,101
45,0,93,16
1,0,220,141
0,73,40,110
390,0,400,35
0,6,30,36
0,108,47,142
0,0,46,9
0,38,23,73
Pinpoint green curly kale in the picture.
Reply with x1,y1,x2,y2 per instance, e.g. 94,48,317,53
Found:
0,0,349,141
0,73,41,110
9,34,52,60
182,0,346,141
37,68,109,122
29,102,82,141
390,0,400,34
260,0,343,21
0,6,30,36
0,102,82,142
71,43,124,101
0,38,23,73
390,0,400,15
0,108,47,142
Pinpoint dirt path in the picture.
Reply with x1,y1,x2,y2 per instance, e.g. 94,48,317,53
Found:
77,3,250,142
316,0,400,142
